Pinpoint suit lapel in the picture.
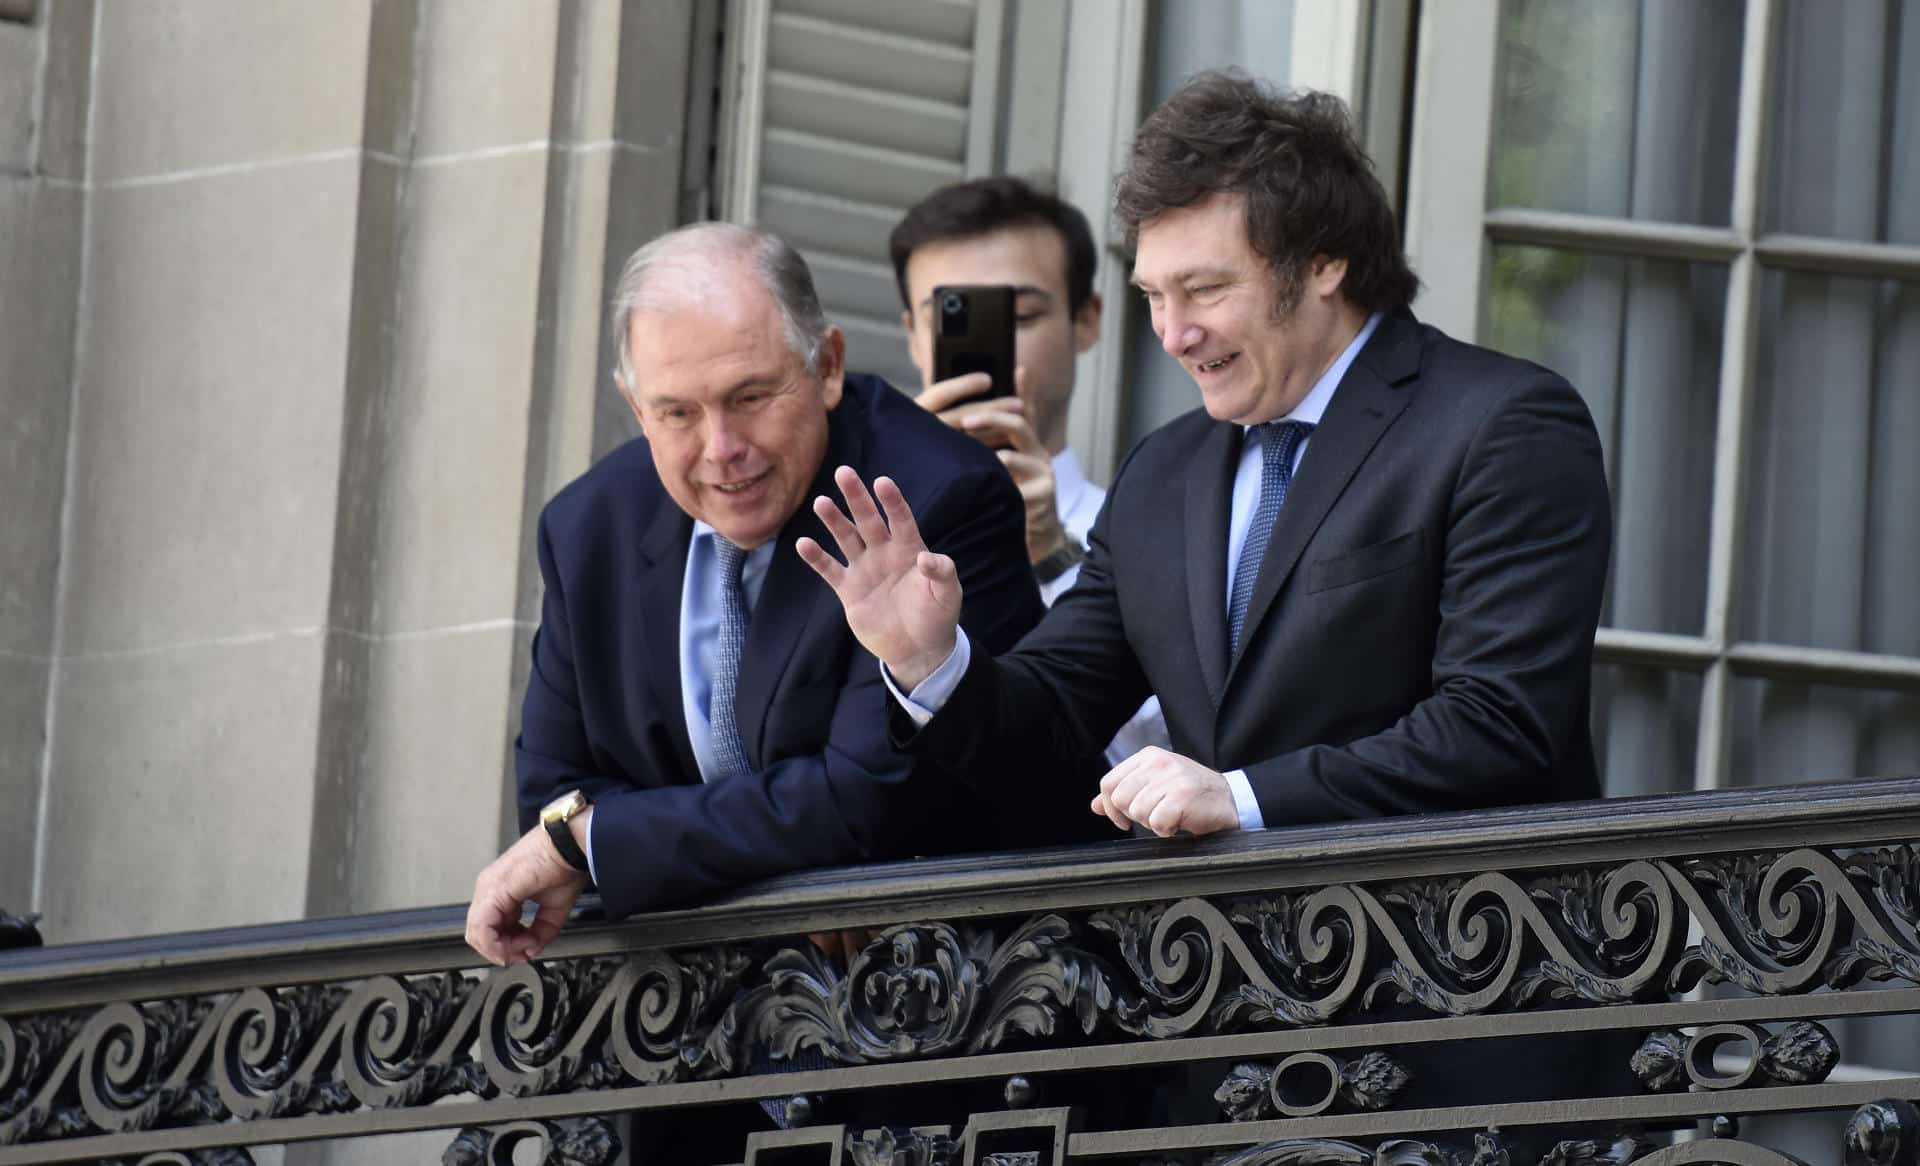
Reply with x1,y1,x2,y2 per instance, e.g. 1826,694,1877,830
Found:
733,385,866,768
1227,311,1422,681
636,496,699,780
1185,420,1242,706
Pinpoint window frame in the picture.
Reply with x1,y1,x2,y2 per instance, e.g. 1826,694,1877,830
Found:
1402,0,1920,803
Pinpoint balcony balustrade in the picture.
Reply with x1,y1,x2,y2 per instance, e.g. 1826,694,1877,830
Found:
4,779,1920,1166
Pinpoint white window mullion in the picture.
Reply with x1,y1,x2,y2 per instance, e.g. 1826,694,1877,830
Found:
1400,0,1499,341
716,0,774,225
962,0,1004,177
1056,0,1147,484
1482,209,1744,264
1694,0,1781,793
1288,0,1371,113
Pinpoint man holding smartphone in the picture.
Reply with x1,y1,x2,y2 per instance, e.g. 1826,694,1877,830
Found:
890,178,1171,765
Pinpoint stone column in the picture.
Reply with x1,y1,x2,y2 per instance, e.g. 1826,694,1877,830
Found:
0,0,89,912
30,0,693,943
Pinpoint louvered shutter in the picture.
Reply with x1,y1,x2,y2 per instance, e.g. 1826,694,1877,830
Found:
718,0,1004,392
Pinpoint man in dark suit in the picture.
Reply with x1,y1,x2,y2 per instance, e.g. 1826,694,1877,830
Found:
465,222,1058,966
797,68,1618,1126
799,71,1611,847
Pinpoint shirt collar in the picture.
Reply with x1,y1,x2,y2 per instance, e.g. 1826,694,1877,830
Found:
690,520,773,558
1246,309,1385,432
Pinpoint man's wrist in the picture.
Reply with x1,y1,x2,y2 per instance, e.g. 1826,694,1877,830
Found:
1033,536,1086,584
538,790,593,873
891,632,959,693
1027,518,1067,564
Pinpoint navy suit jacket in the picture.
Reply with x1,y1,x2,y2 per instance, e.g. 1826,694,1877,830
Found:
906,309,1613,822
517,373,1096,917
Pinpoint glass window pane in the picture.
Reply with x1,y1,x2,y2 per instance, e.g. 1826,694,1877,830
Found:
1122,0,1296,447
1592,663,1701,797
1740,272,1920,654
1487,244,1725,636
1731,677,1920,785
1766,0,1920,244
1489,0,1743,223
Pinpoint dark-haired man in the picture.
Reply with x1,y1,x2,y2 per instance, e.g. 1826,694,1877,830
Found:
801,69,1618,1121
802,71,1612,853
890,177,1168,765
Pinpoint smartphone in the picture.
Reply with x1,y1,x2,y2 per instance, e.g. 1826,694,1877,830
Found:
931,284,1017,401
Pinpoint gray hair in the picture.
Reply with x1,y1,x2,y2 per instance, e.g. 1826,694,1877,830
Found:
608,222,831,394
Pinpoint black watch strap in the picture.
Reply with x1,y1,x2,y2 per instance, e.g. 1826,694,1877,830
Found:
541,791,592,873
545,817,590,873
1034,537,1087,584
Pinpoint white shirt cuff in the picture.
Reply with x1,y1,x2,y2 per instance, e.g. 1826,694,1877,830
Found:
881,630,972,727
1037,561,1083,607
582,807,599,884
1222,769,1265,831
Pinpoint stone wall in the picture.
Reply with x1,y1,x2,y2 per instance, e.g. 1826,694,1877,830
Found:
2,0,695,944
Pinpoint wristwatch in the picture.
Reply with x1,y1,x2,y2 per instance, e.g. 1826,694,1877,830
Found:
1033,537,1087,585
539,789,593,873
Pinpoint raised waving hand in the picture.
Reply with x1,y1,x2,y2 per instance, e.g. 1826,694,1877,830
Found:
796,466,964,690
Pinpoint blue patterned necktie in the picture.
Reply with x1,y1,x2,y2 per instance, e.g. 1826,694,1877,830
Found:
709,535,836,1121
708,535,752,781
1227,420,1315,654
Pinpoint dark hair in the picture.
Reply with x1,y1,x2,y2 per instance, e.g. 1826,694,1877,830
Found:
1114,70,1418,314
889,176,1099,317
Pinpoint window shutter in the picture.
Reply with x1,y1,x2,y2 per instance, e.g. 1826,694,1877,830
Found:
718,0,1004,392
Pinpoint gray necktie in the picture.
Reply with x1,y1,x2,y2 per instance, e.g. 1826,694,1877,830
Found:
1227,419,1314,654
708,536,752,781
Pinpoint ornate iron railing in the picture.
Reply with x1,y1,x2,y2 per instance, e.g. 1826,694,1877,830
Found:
5,780,1920,1166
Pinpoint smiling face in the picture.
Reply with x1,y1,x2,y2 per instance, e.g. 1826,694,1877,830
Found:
1131,192,1362,426
624,265,845,549
900,224,1100,453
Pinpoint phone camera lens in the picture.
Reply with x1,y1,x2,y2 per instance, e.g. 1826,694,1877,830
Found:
941,293,964,315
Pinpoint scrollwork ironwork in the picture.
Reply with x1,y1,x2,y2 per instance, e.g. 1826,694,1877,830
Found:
1215,1134,1651,1166
1216,1050,1410,1121
722,916,1141,1064
1630,1140,1810,1166
114,1150,255,1166
442,1117,619,1166
845,1124,957,1166
9,844,1920,1156
1632,1022,1837,1092
1214,1135,1474,1166
1846,1100,1920,1166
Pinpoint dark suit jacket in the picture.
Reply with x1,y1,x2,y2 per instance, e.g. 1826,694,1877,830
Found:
517,373,1100,918
909,309,1612,821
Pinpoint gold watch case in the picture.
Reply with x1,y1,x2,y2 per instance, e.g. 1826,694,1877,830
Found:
540,788,590,827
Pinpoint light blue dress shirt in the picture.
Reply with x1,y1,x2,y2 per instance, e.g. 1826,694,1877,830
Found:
586,521,774,878
891,311,1385,833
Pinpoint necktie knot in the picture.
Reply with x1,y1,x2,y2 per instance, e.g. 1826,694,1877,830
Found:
1258,419,1314,470
714,536,747,584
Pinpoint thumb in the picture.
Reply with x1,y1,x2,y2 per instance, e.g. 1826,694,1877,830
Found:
917,551,958,589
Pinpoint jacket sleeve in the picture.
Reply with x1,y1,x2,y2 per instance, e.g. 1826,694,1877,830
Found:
583,463,1046,918
1242,372,1611,821
893,443,1160,787
515,510,620,831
